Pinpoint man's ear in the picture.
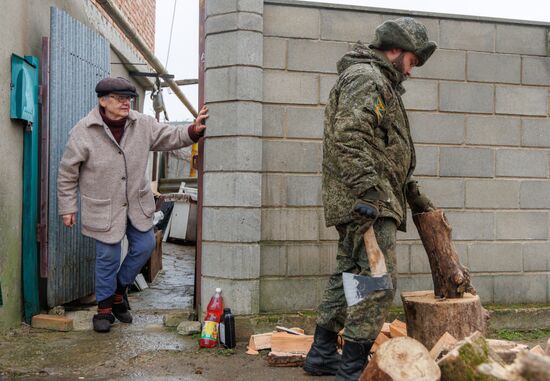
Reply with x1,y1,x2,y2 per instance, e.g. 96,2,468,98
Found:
98,96,108,107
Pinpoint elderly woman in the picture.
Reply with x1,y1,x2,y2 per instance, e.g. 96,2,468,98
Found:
57,77,207,332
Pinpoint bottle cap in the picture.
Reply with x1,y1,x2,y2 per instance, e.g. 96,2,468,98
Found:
215,287,222,293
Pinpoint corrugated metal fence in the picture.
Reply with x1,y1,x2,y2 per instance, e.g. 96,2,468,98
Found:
47,7,110,307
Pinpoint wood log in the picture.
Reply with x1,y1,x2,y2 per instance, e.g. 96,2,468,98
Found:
402,290,488,350
412,209,476,298
487,339,529,364
508,350,550,381
361,337,441,381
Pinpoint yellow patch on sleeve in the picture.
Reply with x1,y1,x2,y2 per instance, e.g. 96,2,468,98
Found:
374,96,386,124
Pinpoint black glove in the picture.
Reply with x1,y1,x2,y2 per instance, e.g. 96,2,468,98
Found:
352,199,379,233
406,181,435,215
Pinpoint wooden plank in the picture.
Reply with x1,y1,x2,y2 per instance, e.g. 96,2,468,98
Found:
271,332,313,354
248,332,272,351
389,319,407,338
430,332,457,360
31,314,73,332
275,326,305,335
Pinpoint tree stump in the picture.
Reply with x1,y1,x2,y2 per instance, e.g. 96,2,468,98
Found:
360,337,441,381
401,291,488,350
412,209,476,298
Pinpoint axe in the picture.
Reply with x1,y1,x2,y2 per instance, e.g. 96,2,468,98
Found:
343,225,393,306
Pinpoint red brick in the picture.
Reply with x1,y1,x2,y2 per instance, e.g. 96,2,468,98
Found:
31,314,74,332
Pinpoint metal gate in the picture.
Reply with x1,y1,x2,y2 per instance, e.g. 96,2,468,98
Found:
47,7,110,306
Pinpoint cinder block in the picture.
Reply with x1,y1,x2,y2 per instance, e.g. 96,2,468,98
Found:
408,112,465,144
445,212,495,241
496,149,548,178
263,37,287,69
523,243,550,272
287,243,337,276
495,212,549,240
468,243,522,272
396,244,410,274
496,24,547,56
440,147,494,178
413,49,465,80
520,181,550,209
414,146,439,176
262,140,322,173
320,9,382,42
202,207,261,242
261,208,319,241
471,275,494,304
401,79,438,111
467,52,521,84
466,116,521,146
202,242,260,279
439,82,494,114
260,278,321,311
263,104,285,137
206,0,263,17
493,274,547,304
206,31,262,68
410,244,431,274
203,172,261,207
319,212,340,241
206,102,262,137
456,244,469,268
201,277,259,315
495,86,548,116
522,118,550,148
522,56,550,86
287,40,348,73
396,211,420,241
31,314,73,331
264,4,319,39
286,175,322,206
440,20,494,52
286,107,324,139
204,137,261,172
206,12,263,35
205,66,262,102
417,178,464,209
465,180,520,209
263,70,319,105
262,174,286,206
260,244,287,276
320,75,338,105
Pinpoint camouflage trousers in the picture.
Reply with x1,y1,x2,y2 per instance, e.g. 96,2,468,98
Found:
317,217,397,342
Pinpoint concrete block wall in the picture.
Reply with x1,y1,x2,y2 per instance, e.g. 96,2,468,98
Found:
202,0,550,315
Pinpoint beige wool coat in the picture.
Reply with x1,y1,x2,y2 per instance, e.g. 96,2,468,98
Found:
57,106,194,243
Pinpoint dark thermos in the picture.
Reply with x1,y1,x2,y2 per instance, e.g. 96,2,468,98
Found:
219,307,236,349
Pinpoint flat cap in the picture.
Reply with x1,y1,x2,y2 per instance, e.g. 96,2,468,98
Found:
95,77,137,97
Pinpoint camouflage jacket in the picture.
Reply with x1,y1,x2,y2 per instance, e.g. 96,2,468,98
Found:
322,43,416,231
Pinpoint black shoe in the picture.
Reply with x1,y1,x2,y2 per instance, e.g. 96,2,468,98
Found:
112,299,133,323
303,325,341,376
335,339,373,381
93,313,115,333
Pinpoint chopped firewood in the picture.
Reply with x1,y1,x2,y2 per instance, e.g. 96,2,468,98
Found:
361,337,440,381
247,332,272,351
546,338,550,356
531,345,546,356
438,331,505,381
479,350,550,381
487,339,529,364
270,332,313,354
275,326,305,335
389,319,407,338
246,347,259,355
429,332,457,360
372,332,390,353
266,351,306,367
381,322,391,337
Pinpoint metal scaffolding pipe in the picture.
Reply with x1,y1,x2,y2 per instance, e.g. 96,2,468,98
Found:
96,0,198,117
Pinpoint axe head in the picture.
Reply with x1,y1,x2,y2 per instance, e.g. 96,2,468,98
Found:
343,272,393,307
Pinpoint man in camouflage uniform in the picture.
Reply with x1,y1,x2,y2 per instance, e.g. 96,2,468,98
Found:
304,18,437,380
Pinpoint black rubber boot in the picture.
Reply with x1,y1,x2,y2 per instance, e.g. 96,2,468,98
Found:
303,325,341,376
335,339,374,381
113,286,133,323
93,296,115,333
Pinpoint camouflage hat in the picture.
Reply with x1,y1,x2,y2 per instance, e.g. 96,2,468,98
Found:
369,17,437,66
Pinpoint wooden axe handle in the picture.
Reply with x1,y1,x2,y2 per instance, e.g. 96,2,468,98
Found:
363,226,388,276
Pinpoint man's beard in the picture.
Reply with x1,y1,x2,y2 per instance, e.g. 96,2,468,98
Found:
392,53,407,76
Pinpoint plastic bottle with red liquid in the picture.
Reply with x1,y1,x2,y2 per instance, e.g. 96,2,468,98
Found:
199,287,224,348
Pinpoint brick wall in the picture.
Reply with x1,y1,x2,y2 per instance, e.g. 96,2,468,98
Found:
203,0,550,315
91,0,156,52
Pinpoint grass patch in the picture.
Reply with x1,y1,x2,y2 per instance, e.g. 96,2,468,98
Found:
489,328,550,341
